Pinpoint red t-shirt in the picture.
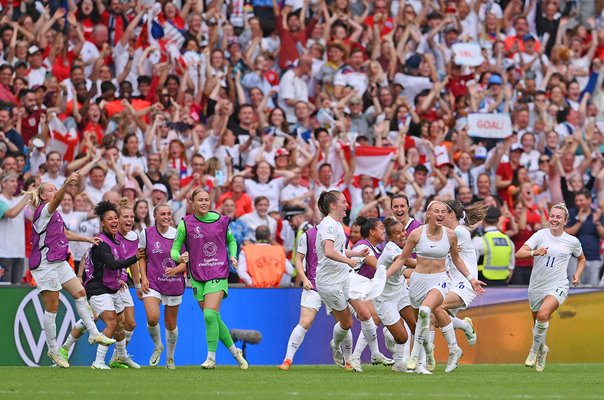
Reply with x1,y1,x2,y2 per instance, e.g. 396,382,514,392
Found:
217,192,253,218
276,16,318,70
496,162,514,200
363,16,395,37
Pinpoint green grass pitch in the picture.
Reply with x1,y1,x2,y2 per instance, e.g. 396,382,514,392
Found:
1,364,603,400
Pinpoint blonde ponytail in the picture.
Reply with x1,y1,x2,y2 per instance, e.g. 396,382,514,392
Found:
21,183,48,208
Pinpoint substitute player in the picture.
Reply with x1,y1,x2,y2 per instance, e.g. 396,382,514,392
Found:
279,225,324,370
171,188,248,369
140,203,185,369
433,200,488,372
86,201,144,369
516,203,585,372
26,173,115,368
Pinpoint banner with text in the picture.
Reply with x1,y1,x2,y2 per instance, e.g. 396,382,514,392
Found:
468,113,512,139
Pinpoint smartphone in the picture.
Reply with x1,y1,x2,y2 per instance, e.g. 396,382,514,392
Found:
378,181,387,198
215,170,225,186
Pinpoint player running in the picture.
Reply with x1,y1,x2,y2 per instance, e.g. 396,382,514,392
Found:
516,203,585,372
389,201,485,374
433,200,488,372
26,173,115,368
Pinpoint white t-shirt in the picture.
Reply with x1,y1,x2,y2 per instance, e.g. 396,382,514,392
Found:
316,215,350,286
525,229,582,293
70,218,100,261
281,183,310,207
41,173,66,188
278,69,309,124
244,177,286,213
85,181,115,205
0,195,25,258
239,211,277,242
447,225,477,282
377,241,404,299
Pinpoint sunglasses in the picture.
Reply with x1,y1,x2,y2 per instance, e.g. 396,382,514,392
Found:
539,159,550,163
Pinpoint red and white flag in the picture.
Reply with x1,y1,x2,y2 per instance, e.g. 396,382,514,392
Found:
48,115,78,161
352,145,397,179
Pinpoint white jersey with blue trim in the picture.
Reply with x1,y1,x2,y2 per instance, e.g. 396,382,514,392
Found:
446,225,477,282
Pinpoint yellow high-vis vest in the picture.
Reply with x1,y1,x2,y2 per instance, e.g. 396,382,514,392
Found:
478,230,513,281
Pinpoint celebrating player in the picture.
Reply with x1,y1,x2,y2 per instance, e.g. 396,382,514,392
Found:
26,173,116,368
516,203,585,372
315,191,379,371
85,201,145,369
279,226,322,370
433,200,489,372
374,217,417,372
349,216,393,371
171,188,248,369
140,203,185,369
390,201,485,374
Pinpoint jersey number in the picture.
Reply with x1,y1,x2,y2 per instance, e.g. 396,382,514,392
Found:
545,256,556,268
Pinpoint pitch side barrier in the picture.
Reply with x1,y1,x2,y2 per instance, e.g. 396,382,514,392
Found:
2,286,603,366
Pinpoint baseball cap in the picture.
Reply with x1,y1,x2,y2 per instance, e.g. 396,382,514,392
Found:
123,180,137,191
32,138,45,148
152,183,168,194
405,54,422,70
510,143,524,152
28,45,43,56
488,74,503,86
523,33,536,42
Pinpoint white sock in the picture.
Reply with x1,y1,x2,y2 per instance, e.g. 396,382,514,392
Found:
74,298,100,337
441,323,458,351
116,339,127,357
531,321,549,352
394,343,405,362
352,332,367,358
227,345,238,357
147,323,162,348
285,324,308,361
166,328,178,360
429,330,435,345
384,328,396,351
43,311,57,354
207,351,217,361
332,322,348,348
360,319,379,356
452,316,470,332
125,330,133,344
411,306,430,363
342,330,353,361
62,334,76,350
95,344,109,363
403,324,411,361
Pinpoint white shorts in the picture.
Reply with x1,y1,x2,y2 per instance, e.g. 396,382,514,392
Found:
89,292,125,315
143,288,183,307
30,261,76,293
529,286,568,312
448,280,477,316
408,271,451,309
373,295,406,326
316,280,350,313
300,289,322,311
117,288,134,308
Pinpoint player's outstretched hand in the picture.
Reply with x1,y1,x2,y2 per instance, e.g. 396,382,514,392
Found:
471,278,487,295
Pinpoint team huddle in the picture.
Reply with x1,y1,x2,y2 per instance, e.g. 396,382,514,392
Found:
28,174,584,372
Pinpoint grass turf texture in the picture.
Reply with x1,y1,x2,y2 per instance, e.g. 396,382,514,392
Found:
1,364,603,400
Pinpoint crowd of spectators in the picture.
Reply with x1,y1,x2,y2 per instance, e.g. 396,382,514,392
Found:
1,0,604,287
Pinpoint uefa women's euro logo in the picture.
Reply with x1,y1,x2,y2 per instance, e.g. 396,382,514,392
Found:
194,226,204,239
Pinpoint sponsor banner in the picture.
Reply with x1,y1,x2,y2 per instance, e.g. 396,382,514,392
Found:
1,287,603,366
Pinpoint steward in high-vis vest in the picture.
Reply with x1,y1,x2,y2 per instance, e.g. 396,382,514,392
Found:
283,206,312,283
238,226,294,287
472,207,515,286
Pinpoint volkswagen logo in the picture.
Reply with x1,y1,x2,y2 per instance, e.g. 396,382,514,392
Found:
14,291,76,366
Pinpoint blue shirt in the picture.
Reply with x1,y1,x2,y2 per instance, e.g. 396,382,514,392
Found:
567,209,603,260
